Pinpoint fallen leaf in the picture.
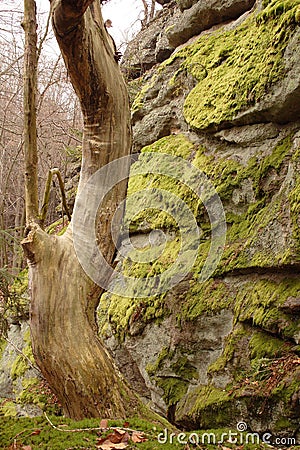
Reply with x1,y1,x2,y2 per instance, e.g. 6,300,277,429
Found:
114,428,127,437
97,434,115,445
97,430,129,446
123,422,130,428
131,431,147,443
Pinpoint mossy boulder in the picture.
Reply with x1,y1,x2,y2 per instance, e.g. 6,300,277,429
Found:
167,0,256,47
99,0,300,435
0,324,60,418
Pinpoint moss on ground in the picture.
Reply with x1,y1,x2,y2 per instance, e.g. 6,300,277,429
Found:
2,415,300,449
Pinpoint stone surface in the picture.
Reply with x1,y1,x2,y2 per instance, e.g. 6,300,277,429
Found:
227,28,300,128
167,0,256,47
99,0,300,434
1,0,300,436
280,296,300,313
121,5,177,79
177,0,199,11
0,323,43,418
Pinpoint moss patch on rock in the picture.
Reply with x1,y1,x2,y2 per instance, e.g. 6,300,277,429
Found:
173,0,300,130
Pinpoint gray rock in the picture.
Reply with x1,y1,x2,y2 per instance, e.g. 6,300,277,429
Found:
214,123,280,146
231,29,300,127
122,6,177,79
177,0,199,11
167,0,256,47
279,297,300,313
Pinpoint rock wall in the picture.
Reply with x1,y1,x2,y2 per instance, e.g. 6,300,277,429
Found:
0,0,299,438
100,0,300,437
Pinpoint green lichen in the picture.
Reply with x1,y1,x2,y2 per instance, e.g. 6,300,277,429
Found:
177,0,300,129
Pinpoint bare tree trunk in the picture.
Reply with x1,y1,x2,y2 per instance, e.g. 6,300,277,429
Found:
23,0,39,224
22,0,144,419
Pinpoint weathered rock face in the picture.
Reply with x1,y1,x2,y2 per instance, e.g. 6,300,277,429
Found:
99,0,300,437
122,4,178,79
0,0,299,434
0,324,43,417
167,0,256,47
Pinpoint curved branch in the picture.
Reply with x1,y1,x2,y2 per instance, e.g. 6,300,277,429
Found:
40,168,71,228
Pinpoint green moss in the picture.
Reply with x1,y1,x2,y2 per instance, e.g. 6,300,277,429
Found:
10,329,35,381
0,339,6,360
175,1,300,129
146,347,171,377
181,278,233,321
132,74,158,114
99,291,167,340
146,348,199,409
191,385,230,413
0,400,17,417
177,385,233,428
249,331,288,360
208,324,249,375
274,417,294,432
11,269,28,297
10,355,28,381
271,367,300,397
15,378,54,412
0,415,177,450
234,277,300,334
126,134,199,232
289,167,300,256
46,218,68,235
141,134,194,160
157,377,189,407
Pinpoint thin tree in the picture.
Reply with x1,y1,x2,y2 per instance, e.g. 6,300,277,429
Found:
22,0,148,420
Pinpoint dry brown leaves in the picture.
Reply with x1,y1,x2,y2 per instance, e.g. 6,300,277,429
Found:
96,422,147,449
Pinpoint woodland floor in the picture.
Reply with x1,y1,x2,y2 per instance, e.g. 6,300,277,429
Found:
0,415,299,450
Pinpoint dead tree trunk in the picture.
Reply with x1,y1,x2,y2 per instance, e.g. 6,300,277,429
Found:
22,0,143,419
